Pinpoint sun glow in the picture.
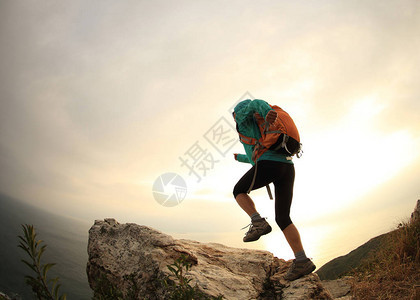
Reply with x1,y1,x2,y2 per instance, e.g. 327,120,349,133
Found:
290,96,418,220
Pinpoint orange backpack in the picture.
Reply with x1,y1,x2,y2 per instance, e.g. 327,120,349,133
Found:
238,105,302,162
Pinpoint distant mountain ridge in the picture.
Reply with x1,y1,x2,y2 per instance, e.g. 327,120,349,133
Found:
316,232,389,280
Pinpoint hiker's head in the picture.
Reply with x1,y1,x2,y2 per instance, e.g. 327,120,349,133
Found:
233,100,251,116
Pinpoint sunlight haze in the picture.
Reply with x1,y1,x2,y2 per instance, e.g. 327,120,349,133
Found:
1,0,419,267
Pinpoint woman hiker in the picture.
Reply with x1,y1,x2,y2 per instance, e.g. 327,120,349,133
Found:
232,99,316,281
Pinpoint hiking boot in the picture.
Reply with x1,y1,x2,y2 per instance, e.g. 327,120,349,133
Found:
284,259,316,281
243,218,272,242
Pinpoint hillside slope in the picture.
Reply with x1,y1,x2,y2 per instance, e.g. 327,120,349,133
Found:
316,232,389,280
318,200,420,299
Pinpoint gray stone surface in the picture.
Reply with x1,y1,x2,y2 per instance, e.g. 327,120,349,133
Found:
87,218,333,299
322,278,352,299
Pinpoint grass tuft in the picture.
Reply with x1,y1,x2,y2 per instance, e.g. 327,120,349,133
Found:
350,217,420,299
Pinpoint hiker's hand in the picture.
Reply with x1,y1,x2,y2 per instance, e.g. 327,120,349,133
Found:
234,153,238,161
266,110,277,124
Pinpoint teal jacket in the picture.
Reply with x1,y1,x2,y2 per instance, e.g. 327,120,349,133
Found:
234,99,293,165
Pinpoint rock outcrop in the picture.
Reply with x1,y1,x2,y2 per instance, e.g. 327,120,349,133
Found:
87,219,332,299
321,278,352,299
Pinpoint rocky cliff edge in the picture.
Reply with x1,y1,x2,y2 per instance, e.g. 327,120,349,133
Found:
86,219,333,299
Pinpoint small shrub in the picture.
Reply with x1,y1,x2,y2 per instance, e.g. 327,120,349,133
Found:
162,254,224,300
91,274,125,300
18,224,66,300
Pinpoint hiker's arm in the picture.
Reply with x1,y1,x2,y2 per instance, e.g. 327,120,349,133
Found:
234,153,250,163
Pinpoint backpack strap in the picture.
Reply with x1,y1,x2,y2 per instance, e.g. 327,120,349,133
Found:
247,160,258,194
246,160,274,200
238,132,258,145
281,134,291,154
266,185,273,200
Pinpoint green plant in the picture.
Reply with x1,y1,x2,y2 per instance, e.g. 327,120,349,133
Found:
162,254,223,300
91,274,125,300
18,224,66,300
122,273,140,300
91,273,141,300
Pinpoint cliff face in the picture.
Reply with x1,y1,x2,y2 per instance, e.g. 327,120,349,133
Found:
86,219,332,300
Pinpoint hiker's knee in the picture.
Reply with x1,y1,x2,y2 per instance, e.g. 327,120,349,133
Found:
233,183,246,198
276,214,292,231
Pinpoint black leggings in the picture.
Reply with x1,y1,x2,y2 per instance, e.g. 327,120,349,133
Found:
233,160,295,231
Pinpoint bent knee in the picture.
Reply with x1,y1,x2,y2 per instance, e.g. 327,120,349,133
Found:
276,215,292,231
233,189,246,199
233,184,247,198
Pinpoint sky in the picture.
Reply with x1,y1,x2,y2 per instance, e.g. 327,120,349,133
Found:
1,0,419,267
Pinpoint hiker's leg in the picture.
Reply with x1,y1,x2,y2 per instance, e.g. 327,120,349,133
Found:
273,164,304,253
283,223,304,253
273,164,294,230
273,163,315,280
233,165,257,217
235,193,257,217
234,161,275,242
233,161,274,217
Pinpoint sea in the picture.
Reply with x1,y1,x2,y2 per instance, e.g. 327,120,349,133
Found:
0,194,93,299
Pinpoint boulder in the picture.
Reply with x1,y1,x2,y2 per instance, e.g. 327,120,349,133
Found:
87,219,332,299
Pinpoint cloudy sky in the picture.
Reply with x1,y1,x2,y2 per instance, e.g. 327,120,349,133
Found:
1,0,419,266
